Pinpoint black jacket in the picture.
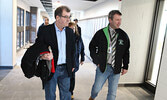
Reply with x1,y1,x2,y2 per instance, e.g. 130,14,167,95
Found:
74,35,85,72
21,23,75,79
77,25,81,36
89,27,130,74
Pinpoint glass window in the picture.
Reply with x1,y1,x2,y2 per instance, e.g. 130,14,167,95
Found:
21,9,24,26
146,1,167,86
25,30,30,44
25,11,30,43
21,32,24,47
17,8,21,26
26,11,30,26
17,7,26,49
17,32,21,50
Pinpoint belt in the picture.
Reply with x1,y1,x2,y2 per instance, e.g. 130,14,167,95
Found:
107,63,111,65
57,63,66,66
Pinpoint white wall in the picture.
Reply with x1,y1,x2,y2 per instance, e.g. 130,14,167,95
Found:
119,0,156,83
37,9,43,31
154,0,167,100
71,10,81,21
0,0,17,67
17,0,30,12
81,0,121,19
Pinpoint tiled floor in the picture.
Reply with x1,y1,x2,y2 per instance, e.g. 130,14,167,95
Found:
0,48,154,100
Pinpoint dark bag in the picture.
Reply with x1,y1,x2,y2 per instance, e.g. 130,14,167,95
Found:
35,60,52,80
21,46,40,78
35,60,53,89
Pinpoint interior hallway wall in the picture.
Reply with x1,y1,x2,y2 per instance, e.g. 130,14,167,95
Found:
17,0,30,12
0,0,17,68
120,0,156,83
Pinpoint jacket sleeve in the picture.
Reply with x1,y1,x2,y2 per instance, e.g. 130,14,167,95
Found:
89,31,100,65
71,32,76,68
122,35,130,70
78,26,81,36
80,37,85,62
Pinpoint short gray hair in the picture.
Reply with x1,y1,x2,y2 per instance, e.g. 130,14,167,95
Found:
54,6,71,19
108,10,122,20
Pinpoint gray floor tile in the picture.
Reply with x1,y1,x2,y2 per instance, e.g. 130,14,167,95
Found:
0,49,154,100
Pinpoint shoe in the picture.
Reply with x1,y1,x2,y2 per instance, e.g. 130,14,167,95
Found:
71,95,74,100
89,97,94,100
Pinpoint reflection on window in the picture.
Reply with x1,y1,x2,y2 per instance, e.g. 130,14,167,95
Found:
25,11,30,44
21,9,24,26
17,8,21,26
26,11,30,26
21,32,24,47
17,32,21,50
25,30,30,44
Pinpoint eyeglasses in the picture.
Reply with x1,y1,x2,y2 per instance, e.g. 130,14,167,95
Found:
60,15,71,19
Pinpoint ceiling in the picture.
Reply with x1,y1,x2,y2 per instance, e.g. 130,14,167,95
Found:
22,0,108,10
22,0,45,10
21,0,108,18
52,0,107,11
22,0,107,18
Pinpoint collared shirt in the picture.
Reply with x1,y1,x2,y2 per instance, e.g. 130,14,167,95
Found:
54,23,66,65
107,26,116,64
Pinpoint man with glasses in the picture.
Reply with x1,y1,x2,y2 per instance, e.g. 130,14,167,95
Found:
33,6,75,100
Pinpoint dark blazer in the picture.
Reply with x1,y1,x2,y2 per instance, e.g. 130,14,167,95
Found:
74,35,85,72
89,28,130,74
21,23,75,79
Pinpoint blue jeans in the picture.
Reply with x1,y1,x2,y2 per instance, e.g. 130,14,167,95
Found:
44,65,71,100
91,65,120,100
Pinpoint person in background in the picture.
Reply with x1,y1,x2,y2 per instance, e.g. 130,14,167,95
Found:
89,10,130,100
68,22,85,100
37,17,49,36
74,19,81,36
41,17,49,26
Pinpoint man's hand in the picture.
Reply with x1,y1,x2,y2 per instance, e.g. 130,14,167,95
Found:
80,61,84,65
121,69,128,75
72,68,75,72
40,52,53,60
